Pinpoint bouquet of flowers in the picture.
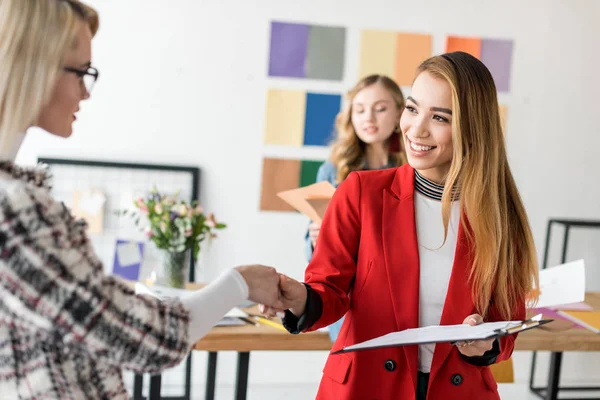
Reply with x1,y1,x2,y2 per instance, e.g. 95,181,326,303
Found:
124,189,226,287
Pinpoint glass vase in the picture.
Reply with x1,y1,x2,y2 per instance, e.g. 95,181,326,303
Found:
160,249,190,289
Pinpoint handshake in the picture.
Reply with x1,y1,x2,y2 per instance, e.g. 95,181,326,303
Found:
234,265,308,318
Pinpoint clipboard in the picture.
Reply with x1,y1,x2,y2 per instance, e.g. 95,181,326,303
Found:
333,314,553,354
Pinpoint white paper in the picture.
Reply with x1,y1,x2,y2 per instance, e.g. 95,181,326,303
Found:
78,190,106,216
214,318,246,327
532,259,586,309
224,307,249,318
117,242,142,267
341,319,526,353
134,282,193,300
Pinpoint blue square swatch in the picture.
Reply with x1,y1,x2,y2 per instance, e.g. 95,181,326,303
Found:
303,93,341,146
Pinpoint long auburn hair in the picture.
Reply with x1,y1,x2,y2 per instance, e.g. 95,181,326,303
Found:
417,52,538,319
329,75,407,184
0,0,98,151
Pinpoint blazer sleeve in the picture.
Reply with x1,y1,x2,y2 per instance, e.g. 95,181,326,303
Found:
299,171,363,332
0,184,190,374
490,295,526,363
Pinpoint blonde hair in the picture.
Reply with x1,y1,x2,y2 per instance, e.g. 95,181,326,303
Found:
330,75,407,184
0,0,98,150
416,52,538,319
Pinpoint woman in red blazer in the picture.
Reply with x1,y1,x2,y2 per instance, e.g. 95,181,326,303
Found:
262,52,539,400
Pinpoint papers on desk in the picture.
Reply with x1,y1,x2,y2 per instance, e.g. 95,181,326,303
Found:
529,259,586,309
334,314,551,354
555,311,600,333
277,181,335,223
134,283,250,327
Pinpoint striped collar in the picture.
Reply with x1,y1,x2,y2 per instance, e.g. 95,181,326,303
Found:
414,170,459,201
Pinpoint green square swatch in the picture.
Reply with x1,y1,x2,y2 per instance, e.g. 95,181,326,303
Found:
300,160,323,188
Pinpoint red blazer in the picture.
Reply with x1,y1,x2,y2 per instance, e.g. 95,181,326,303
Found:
304,165,524,400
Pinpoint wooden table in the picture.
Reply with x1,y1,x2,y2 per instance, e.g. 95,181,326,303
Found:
193,308,330,400
143,294,600,400
517,292,600,400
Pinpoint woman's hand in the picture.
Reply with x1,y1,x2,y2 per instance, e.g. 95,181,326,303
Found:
259,274,308,318
455,314,494,357
234,265,284,309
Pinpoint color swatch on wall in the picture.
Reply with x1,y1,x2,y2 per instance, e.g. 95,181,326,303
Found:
499,104,508,132
269,21,346,80
359,31,432,86
260,158,324,211
264,89,341,147
446,36,514,92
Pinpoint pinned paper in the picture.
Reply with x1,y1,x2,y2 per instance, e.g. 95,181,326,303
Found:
303,93,341,146
264,89,306,146
72,189,106,233
499,104,508,133
306,25,346,80
268,22,310,78
268,21,346,81
358,30,397,79
117,241,142,267
277,181,336,223
395,33,432,86
445,36,481,58
481,39,514,92
112,240,144,281
260,158,301,212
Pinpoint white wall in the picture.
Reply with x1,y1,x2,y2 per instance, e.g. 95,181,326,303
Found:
17,0,600,393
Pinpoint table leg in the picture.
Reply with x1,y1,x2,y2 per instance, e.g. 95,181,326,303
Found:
149,374,162,400
133,374,144,400
545,352,562,400
205,352,218,400
184,354,192,400
235,352,250,400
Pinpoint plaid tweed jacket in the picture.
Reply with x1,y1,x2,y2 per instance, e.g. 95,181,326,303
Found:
0,162,190,399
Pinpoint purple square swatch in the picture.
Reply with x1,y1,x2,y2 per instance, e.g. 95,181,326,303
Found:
268,22,309,78
481,39,514,92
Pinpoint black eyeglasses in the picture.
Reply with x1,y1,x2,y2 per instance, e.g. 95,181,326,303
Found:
63,66,99,95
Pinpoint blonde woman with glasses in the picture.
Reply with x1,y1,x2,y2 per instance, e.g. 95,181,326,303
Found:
0,1,287,398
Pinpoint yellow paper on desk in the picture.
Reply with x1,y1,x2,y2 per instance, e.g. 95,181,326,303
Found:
277,181,335,223
556,311,600,333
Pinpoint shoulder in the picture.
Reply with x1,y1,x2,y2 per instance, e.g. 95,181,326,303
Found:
0,173,54,213
0,174,83,244
352,165,403,187
317,161,337,184
343,164,413,198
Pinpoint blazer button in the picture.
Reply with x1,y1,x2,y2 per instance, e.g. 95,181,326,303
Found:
451,374,463,386
384,360,396,372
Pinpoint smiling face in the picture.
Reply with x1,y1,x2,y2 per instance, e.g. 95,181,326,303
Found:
351,81,402,147
36,22,92,138
399,71,454,184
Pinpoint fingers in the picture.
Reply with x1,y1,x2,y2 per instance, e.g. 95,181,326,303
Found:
456,314,490,356
463,314,483,326
258,304,285,319
308,222,321,230
456,338,494,356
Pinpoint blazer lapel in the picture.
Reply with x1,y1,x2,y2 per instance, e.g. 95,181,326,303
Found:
429,220,476,383
382,166,420,389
